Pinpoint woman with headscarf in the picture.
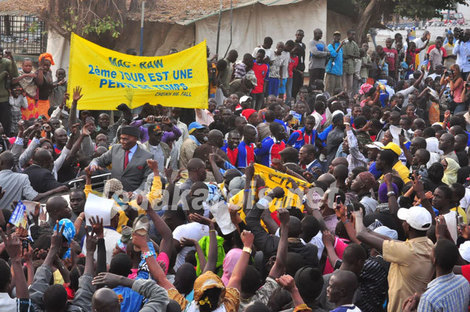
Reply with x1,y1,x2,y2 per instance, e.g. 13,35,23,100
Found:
36,53,54,117
221,248,242,286
144,230,254,312
442,157,460,186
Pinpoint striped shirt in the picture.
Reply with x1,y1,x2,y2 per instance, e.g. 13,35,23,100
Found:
417,273,469,312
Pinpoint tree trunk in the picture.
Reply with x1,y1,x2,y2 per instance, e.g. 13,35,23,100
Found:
356,0,380,44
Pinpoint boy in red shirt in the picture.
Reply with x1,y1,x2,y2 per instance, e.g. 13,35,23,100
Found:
383,38,398,80
251,49,268,110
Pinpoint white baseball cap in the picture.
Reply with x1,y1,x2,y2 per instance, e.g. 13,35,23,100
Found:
459,241,470,263
240,95,252,103
397,206,432,231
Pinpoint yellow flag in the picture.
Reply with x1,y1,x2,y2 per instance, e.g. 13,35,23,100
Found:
68,33,209,110
229,164,313,222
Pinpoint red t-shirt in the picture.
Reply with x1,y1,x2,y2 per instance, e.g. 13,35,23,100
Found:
252,62,268,94
383,47,398,71
288,56,299,78
461,264,470,282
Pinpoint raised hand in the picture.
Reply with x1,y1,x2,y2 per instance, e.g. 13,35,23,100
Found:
276,274,296,291
92,272,124,288
85,230,98,253
0,225,22,260
51,221,65,251
241,230,254,248
146,159,159,173
89,216,104,239
72,86,83,102
188,213,214,227
269,186,285,199
278,209,290,225
180,237,198,247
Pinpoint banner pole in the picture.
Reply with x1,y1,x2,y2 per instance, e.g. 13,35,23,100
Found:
140,1,146,56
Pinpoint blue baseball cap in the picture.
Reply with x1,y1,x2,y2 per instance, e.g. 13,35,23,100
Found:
188,122,205,134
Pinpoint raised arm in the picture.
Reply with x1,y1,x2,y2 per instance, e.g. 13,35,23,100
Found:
354,210,388,252
268,209,289,279
68,86,83,126
0,227,29,299
227,230,254,291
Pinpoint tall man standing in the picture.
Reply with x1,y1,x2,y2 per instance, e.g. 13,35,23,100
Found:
0,48,18,136
88,126,153,192
309,28,329,89
342,30,360,97
325,31,344,95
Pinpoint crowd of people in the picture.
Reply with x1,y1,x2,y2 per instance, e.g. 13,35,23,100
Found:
1,25,470,312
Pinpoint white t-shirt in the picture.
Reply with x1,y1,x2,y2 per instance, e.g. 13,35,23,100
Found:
413,38,428,67
173,222,209,270
253,46,275,61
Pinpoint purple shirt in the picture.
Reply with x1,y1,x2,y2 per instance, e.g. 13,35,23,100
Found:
130,119,182,144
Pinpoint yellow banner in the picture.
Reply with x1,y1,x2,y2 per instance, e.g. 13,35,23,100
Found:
229,164,312,220
68,33,209,110
253,163,311,210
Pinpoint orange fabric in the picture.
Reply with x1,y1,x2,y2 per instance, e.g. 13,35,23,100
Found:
37,99,50,118
429,102,440,125
21,96,38,120
39,53,55,65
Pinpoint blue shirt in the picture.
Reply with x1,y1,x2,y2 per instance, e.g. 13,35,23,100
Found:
326,42,343,76
126,144,138,163
453,40,470,73
417,273,470,312
114,285,144,312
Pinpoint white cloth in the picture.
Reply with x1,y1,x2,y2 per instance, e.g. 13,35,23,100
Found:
82,227,121,265
443,210,458,243
413,37,428,67
361,196,379,216
426,137,442,155
173,222,209,270
0,293,17,312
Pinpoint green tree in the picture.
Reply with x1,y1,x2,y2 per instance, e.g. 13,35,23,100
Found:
354,0,467,43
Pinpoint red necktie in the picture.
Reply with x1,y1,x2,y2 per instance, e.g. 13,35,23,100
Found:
124,150,130,169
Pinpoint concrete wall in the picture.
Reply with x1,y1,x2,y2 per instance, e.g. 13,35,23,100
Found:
326,8,356,44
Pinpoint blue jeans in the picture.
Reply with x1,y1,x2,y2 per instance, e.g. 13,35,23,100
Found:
268,77,280,96
285,77,293,105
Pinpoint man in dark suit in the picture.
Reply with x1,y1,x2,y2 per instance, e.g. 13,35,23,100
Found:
23,148,69,194
88,126,153,192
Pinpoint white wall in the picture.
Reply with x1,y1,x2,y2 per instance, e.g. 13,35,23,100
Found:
195,0,327,59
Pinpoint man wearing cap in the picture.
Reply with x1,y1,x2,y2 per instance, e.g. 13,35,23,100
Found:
325,31,344,96
377,142,411,185
255,121,287,166
354,206,434,312
179,122,207,169
241,108,260,126
88,126,153,192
